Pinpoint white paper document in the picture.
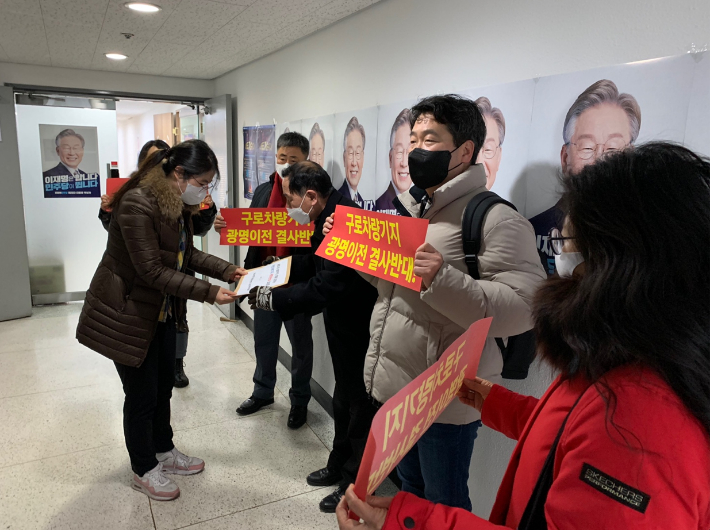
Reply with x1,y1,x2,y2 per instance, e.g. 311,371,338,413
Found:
235,256,292,296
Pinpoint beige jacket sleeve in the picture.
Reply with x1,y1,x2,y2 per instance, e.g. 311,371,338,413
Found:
420,215,546,338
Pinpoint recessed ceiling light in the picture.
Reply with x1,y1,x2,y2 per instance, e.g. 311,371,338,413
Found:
125,2,161,12
106,53,128,60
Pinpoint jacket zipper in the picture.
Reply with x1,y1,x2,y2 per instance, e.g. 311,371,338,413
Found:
367,282,396,398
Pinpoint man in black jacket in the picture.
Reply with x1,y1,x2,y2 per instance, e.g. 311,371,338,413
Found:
248,161,378,513
214,132,314,429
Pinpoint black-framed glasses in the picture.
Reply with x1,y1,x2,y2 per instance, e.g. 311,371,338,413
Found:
548,227,575,255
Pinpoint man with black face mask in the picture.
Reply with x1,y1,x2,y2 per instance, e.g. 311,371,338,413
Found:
326,95,545,510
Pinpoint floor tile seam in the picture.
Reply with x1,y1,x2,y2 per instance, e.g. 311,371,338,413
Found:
0,440,114,471
169,486,331,530
0,383,99,401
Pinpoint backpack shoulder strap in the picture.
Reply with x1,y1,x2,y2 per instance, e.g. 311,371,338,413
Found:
462,191,517,280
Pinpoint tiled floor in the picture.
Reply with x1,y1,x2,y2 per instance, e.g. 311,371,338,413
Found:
0,301,382,530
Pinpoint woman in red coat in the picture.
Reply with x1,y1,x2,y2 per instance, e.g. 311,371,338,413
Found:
337,142,710,530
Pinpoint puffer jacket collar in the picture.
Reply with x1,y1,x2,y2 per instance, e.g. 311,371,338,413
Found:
398,164,487,219
139,166,200,221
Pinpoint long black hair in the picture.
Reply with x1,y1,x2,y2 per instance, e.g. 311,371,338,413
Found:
110,139,220,209
137,139,169,166
533,142,710,436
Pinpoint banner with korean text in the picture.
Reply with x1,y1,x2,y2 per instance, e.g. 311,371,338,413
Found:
315,205,429,291
352,317,492,505
219,208,314,247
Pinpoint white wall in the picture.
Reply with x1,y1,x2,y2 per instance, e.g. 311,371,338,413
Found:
116,103,184,176
0,62,214,99
213,0,710,518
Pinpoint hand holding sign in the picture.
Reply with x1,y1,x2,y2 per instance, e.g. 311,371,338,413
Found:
350,317,492,514
316,206,429,291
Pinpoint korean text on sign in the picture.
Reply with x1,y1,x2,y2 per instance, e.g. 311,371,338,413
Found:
219,208,314,247
351,317,492,501
315,205,429,291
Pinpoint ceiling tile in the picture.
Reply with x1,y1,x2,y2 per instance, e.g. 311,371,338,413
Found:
0,11,51,65
151,0,248,47
45,21,102,68
238,0,333,33
203,0,255,6
0,0,43,17
128,40,192,74
0,44,10,62
39,2,106,26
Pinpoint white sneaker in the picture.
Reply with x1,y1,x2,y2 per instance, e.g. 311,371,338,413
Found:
157,447,205,476
132,463,180,501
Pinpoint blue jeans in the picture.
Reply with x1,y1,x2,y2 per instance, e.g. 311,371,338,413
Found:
397,421,482,511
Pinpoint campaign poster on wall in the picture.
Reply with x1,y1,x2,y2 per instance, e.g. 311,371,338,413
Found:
525,54,696,274
256,124,276,187
374,101,416,215
39,125,100,198
276,120,302,139
243,126,258,199
460,80,536,210
302,114,335,177
332,107,379,211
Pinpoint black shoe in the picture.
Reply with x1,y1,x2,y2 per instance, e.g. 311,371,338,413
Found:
307,466,342,487
287,405,308,429
174,360,189,388
319,484,347,513
236,396,274,416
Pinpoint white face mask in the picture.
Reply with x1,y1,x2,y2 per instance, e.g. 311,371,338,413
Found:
275,162,290,177
178,177,208,205
287,195,312,225
555,251,584,278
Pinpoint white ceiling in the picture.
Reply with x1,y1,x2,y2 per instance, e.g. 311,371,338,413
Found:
0,0,381,80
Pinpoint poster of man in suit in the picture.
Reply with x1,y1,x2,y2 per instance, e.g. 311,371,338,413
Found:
40,125,100,198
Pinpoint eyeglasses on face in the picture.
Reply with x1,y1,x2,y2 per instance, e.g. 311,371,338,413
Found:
548,227,576,255
481,144,500,160
569,139,628,161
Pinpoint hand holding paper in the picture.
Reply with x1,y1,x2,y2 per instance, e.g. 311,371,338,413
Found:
235,256,292,296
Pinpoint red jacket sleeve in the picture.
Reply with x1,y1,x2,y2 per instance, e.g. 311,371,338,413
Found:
481,384,539,441
383,492,507,530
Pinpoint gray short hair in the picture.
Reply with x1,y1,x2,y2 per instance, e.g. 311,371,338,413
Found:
343,117,365,152
55,128,85,148
475,97,506,146
309,122,325,144
563,79,641,145
389,108,412,149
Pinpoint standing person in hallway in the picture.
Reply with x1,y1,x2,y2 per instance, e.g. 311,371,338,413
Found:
77,139,245,501
214,132,315,429
336,143,710,530
325,95,545,511
528,79,641,275
98,138,219,388
247,161,378,513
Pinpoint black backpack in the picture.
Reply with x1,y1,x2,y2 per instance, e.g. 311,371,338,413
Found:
462,191,537,380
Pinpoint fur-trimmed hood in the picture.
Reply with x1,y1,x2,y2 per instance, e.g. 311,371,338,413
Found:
139,166,200,221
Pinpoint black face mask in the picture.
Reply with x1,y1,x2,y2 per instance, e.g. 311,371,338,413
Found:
408,145,463,189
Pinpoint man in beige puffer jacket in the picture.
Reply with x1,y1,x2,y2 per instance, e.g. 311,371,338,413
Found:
360,95,546,511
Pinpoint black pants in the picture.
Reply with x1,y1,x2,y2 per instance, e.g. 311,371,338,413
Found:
115,318,177,476
252,309,314,406
323,314,378,487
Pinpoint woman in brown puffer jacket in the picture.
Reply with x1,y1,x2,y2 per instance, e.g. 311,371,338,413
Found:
77,139,245,501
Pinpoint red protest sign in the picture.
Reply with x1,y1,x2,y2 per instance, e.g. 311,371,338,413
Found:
352,317,492,505
315,205,429,291
219,208,314,247
106,178,130,197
